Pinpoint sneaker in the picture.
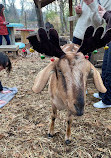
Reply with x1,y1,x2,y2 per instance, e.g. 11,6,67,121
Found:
93,93,102,99
93,100,111,108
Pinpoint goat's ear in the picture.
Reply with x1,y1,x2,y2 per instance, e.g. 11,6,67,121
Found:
32,61,56,93
90,63,107,93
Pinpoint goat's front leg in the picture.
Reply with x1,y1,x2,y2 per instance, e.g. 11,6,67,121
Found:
65,111,72,145
48,103,57,137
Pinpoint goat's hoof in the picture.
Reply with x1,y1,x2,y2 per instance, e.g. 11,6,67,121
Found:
48,133,53,138
65,140,71,145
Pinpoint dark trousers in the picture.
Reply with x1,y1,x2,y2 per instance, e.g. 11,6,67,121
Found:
99,42,111,105
0,35,11,45
0,81,3,91
72,36,82,46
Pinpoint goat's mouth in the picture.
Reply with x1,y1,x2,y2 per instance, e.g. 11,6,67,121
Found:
74,104,84,116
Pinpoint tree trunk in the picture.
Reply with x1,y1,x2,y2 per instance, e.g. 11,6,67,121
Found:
63,9,67,32
69,0,73,41
33,0,44,28
59,1,65,34
2,0,6,7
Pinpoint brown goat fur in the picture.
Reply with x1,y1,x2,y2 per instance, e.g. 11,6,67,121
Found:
61,43,79,53
32,48,106,144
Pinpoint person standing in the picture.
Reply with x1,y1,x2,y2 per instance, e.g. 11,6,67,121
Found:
73,0,111,59
73,0,103,45
93,5,111,108
0,4,11,46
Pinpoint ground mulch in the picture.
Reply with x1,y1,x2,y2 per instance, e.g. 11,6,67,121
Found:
0,53,111,158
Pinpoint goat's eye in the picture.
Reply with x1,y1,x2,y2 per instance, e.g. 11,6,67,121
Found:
58,70,62,74
75,55,79,60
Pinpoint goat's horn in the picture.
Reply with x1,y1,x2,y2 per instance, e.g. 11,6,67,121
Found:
101,28,111,46
27,27,66,58
84,26,94,38
49,28,60,48
93,27,104,40
37,28,66,58
78,26,111,55
38,27,49,42
27,34,41,51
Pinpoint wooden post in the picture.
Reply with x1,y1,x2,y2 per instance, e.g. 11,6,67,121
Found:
69,0,73,41
21,31,29,44
34,0,44,28
24,11,27,29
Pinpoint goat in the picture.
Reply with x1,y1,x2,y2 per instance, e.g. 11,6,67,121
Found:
27,26,111,144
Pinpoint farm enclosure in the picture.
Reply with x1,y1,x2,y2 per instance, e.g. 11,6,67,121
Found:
0,54,111,158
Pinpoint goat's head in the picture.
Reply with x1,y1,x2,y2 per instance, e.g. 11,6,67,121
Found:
27,26,111,116
53,52,87,116
48,51,106,116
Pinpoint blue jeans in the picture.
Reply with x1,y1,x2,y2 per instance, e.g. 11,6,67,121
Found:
99,42,111,105
0,35,11,45
0,81,3,91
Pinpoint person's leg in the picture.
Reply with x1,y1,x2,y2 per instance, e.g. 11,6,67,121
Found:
101,48,109,81
0,81,3,91
102,42,111,105
99,45,109,98
0,35,3,45
4,35,12,53
94,42,111,107
4,35,11,45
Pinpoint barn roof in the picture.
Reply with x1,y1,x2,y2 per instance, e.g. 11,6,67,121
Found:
34,0,56,8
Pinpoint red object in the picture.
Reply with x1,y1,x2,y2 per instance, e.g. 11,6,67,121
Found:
51,58,55,62
16,29,34,32
0,13,8,35
22,49,26,52
85,55,89,60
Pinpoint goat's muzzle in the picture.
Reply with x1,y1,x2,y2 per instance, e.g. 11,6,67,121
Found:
74,93,84,116
73,89,85,116
74,103,84,116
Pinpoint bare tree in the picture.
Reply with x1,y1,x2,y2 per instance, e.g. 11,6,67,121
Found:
2,0,6,8
20,0,25,16
58,0,68,34
33,0,44,28
5,0,19,22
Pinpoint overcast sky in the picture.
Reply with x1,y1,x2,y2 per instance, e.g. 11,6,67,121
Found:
0,0,33,9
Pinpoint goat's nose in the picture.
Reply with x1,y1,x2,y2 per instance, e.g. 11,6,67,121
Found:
77,110,83,116
74,104,84,116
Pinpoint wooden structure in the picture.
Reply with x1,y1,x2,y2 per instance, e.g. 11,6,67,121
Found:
2,23,24,45
16,29,35,44
0,45,19,58
34,0,73,40
7,23,24,44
